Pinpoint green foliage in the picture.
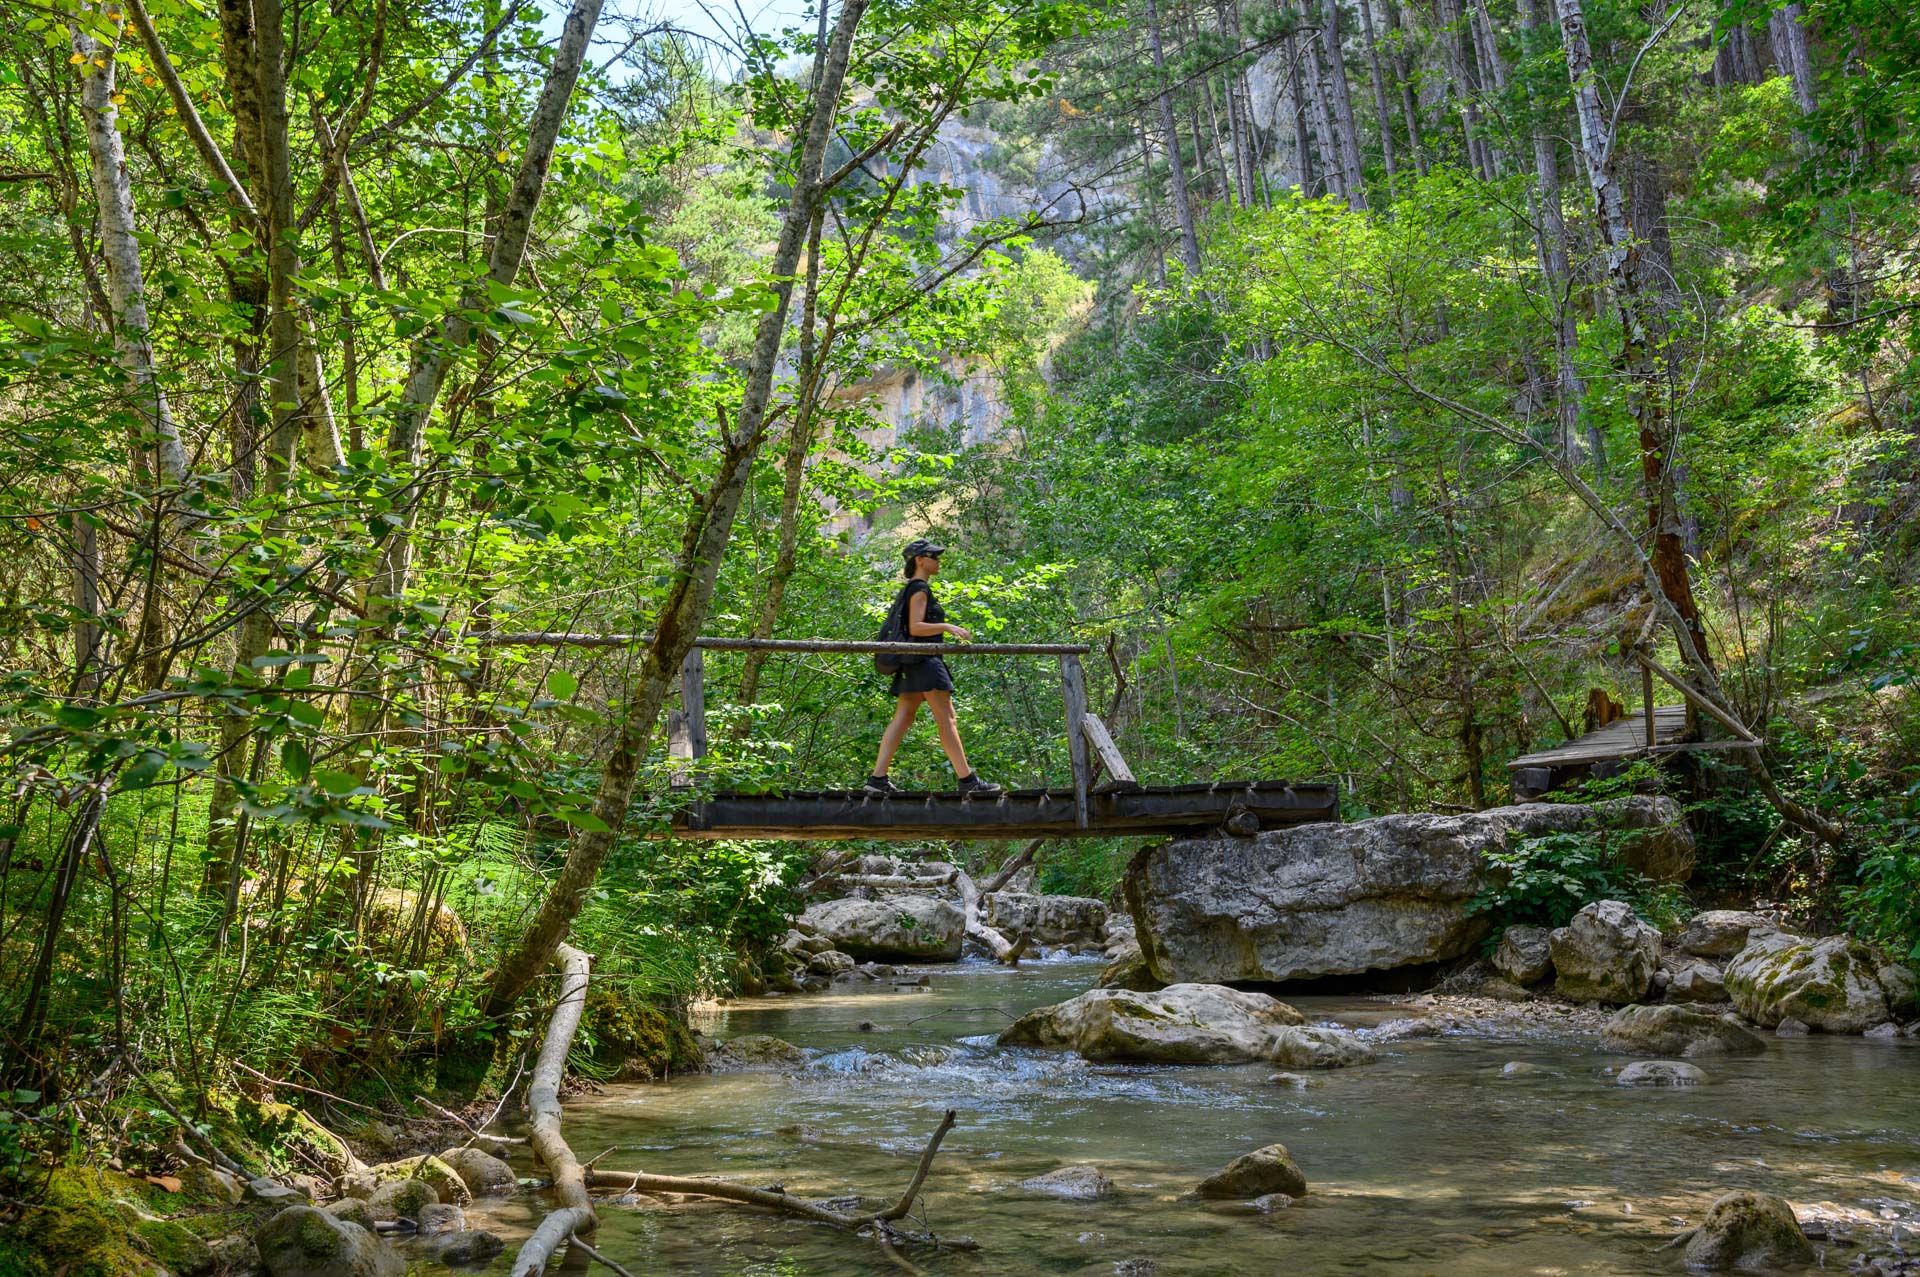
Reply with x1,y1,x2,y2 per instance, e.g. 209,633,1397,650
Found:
1468,831,1678,933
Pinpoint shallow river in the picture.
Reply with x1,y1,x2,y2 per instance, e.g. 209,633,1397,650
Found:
476,959,1920,1276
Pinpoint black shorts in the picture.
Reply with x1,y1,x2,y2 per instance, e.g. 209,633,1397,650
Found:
891,655,955,696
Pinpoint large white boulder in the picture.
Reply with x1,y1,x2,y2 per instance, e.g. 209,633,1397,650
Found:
1600,1004,1766,1057
1724,932,1918,1033
998,983,1374,1067
798,895,964,962
1677,910,1778,957
1549,901,1660,1004
1124,798,1690,983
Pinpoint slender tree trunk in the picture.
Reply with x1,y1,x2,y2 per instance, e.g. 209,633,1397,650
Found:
1298,3,1345,199
1518,0,1592,465
71,18,190,488
1146,0,1204,270
1385,0,1428,173
738,210,827,706
1285,31,1316,191
1557,0,1707,668
482,0,874,1015
1357,0,1399,191
1319,0,1370,206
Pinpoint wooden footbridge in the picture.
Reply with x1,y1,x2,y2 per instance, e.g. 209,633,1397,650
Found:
489,632,1338,839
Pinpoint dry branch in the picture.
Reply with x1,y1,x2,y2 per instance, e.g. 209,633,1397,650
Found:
953,868,1027,964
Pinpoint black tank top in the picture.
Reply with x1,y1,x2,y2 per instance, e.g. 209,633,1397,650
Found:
900,578,946,644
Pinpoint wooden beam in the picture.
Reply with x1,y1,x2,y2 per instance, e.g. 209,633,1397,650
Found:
681,647,708,760
1060,654,1091,830
667,709,692,789
1081,713,1140,791
1642,659,1656,749
470,631,1091,656
1633,652,1761,744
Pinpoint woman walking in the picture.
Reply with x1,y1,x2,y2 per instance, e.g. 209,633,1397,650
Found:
865,538,1002,795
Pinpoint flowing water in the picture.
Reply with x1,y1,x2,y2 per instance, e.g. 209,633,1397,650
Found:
471,959,1920,1275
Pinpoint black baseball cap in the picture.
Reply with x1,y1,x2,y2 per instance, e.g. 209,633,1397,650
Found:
903,537,947,559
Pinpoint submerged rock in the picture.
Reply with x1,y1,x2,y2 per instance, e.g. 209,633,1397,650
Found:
1000,984,1372,1067
798,895,965,962
1492,925,1553,985
707,1034,808,1070
1018,1165,1117,1200
1194,1144,1307,1200
417,1229,506,1266
1600,1005,1766,1058
982,892,1108,948
1724,931,1918,1034
1550,901,1660,1004
1123,797,1689,984
1682,1191,1815,1270
257,1205,404,1277
1677,911,1778,958
1615,1060,1707,1087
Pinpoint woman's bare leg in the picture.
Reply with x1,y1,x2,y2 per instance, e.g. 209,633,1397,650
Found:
923,691,974,778
872,695,923,775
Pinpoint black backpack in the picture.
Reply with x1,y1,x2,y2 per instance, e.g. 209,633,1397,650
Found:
873,584,928,675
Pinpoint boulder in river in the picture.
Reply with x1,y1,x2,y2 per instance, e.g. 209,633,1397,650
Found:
982,892,1108,948
1600,1005,1766,1057
1677,910,1778,958
1615,1060,1707,1087
1124,797,1689,983
435,1148,516,1198
1662,958,1729,1003
1097,952,1165,993
1017,1165,1117,1200
1194,1144,1308,1200
1491,925,1553,985
708,1034,807,1070
365,1176,438,1222
1724,931,1918,1034
257,1205,403,1277
1549,901,1660,1004
340,1155,468,1207
798,895,964,962
1682,1191,1815,1270
1001,984,1373,1067
417,1230,506,1266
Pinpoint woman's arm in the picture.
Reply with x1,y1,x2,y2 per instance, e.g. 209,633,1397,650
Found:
907,589,971,640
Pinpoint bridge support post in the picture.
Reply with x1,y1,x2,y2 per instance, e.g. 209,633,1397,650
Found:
1060,654,1090,829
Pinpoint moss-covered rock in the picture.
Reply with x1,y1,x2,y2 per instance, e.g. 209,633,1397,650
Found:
434,1147,516,1197
1725,932,1918,1033
339,1155,466,1206
234,1098,359,1178
255,1204,403,1277
1682,1191,1814,1270
1097,952,1165,992
364,1176,438,1222
579,985,703,1082
706,1034,808,1070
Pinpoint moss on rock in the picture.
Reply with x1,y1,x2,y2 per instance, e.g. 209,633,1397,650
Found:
579,985,703,1082
9,1167,220,1277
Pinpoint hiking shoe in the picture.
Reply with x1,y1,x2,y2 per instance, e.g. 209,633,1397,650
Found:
956,774,1002,796
863,775,903,795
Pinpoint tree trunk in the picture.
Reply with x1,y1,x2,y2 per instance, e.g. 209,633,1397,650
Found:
71,17,190,489
1556,0,1709,669
1285,30,1316,191
1319,0,1370,206
1385,0,1428,173
1768,3,1817,115
1357,0,1400,190
1297,3,1345,199
1145,0,1204,271
482,0,873,1016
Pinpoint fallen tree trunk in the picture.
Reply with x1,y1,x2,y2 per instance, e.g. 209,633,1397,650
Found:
953,868,1027,964
509,943,595,1277
982,838,1045,894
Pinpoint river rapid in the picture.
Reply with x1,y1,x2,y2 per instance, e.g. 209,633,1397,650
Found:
472,958,1920,1276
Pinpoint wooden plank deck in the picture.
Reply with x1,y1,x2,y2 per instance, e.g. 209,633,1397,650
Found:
666,780,1339,841
1507,705,1690,769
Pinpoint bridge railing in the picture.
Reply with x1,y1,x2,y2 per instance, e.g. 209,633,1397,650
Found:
475,632,1125,828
